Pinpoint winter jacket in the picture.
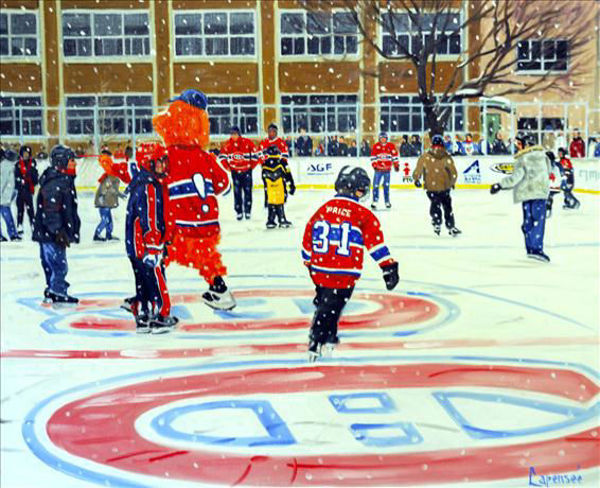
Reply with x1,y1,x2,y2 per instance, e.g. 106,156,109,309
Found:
295,135,313,156
94,174,121,209
219,137,258,172
569,137,585,158
499,146,550,203
33,167,80,244
491,138,508,155
1,160,16,206
14,145,38,194
412,147,458,192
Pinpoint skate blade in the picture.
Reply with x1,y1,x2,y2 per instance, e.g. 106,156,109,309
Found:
150,327,175,335
308,352,320,363
201,298,237,311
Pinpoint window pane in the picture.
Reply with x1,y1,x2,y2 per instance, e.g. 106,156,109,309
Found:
205,37,227,55
231,37,254,55
281,13,304,34
63,13,91,36
124,13,148,35
0,14,8,35
95,38,123,56
176,37,202,55
204,13,227,35
346,36,357,54
230,12,253,35
333,12,356,34
293,37,304,54
175,14,201,35
307,12,330,34
11,13,36,35
0,38,8,55
67,96,95,107
94,13,122,36
281,37,292,55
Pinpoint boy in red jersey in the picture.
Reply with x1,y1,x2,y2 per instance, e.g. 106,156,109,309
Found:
370,132,399,209
557,147,580,210
302,166,400,361
219,126,259,220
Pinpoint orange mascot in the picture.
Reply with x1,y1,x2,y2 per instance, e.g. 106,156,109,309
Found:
152,89,235,310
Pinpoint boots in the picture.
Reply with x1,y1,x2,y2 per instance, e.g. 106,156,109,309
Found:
266,205,277,229
276,205,292,228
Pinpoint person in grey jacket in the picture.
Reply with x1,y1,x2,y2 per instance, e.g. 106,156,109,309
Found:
93,162,122,241
0,148,20,241
490,135,552,262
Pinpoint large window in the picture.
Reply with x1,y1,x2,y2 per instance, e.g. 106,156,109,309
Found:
0,95,43,136
65,95,153,136
174,11,256,57
380,96,464,133
516,39,569,73
207,96,259,135
280,11,358,56
382,12,461,56
62,11,151,57
281,95,358,134
0,11,38,57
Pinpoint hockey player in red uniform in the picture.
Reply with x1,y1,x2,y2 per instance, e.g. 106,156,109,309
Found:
152,89,235,311
98,145,177,333
219,126,258,220
370,132,399,210
557,147,581,210
302,166,400,361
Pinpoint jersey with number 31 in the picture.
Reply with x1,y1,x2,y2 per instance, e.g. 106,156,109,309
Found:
302,195,394,289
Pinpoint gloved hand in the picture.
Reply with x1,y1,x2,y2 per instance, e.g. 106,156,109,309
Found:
55,229,70,248
382,262,399,291
414,179,422,188
142,253,161,268
288,181,296,195
394,165,400,173
490,183,502,194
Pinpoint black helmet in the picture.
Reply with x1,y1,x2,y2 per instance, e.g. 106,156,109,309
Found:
50,144,75,169
264,145,281,157
268,123,278,132
335,165,371,200
557,147,567,157
515,132,534,148
431,134,444,146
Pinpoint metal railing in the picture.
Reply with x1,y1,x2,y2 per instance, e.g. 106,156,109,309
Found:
1,100,598,158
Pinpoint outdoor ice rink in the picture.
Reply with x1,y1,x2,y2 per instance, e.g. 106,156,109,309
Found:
1,188,599,487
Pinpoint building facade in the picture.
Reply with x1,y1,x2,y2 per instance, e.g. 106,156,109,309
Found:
1,0,598,151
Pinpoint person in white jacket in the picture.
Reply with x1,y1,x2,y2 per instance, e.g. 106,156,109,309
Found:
0,148,20,242
490,135,552,263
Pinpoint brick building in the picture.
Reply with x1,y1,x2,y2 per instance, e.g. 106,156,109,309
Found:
1,0,598,151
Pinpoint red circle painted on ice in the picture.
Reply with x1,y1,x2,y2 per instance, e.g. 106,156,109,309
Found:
46,362,600,485
67,289,440,333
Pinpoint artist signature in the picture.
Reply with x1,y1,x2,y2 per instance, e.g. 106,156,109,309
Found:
529,467,583,486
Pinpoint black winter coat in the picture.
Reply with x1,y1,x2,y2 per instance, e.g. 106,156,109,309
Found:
14,145,38,193
33,167,81,244
295,136,313,156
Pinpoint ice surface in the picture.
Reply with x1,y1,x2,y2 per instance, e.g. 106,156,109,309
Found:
1,188,599,487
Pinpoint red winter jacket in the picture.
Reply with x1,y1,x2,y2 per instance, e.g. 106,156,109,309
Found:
569,138,585,158
219,137,259,172
370,142,399,172
257,137,289,164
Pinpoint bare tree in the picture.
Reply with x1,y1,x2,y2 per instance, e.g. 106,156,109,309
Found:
300,0,596,136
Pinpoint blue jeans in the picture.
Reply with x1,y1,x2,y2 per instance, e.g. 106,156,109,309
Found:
372,171,391,203
40,242,69,295
0,205,17,239
94,207,113,238
521,199,547,254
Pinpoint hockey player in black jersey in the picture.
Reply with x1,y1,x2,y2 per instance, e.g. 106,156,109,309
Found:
261,145,296,228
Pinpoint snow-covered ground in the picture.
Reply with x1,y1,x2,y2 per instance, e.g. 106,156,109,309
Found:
1,188,599,488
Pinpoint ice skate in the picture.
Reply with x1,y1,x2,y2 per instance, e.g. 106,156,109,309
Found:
44,291,79,307
266,221,277,229
279,219,292,228
93,234,106,242
449,227,462,237
236,213,243,221
105,235,120,241
120,296,137,314
244,213,251,220
136,314,151,334
433,225,441,236
150,315,179,334
527,251,550,263
371,202,377,210
308,341,322,363
201,289,237,311
385,202,392,209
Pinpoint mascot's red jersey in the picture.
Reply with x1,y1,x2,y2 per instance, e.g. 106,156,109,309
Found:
371,141,399,171
258,137,289,162
219,137,258,172
163,146,230,238
302,195,394,289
